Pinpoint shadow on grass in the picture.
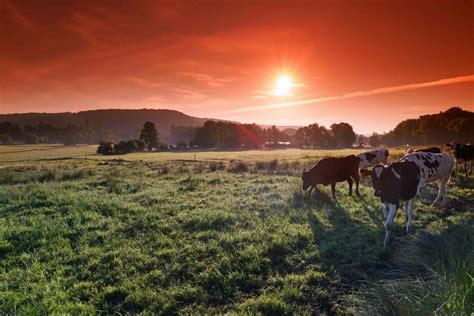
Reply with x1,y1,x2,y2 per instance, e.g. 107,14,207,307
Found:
352,218,474,315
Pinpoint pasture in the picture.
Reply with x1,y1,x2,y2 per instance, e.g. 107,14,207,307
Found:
0,146,472,314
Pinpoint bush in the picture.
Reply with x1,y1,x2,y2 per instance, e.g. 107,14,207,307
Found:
227,162,249,173
177,141,188,149
97,142,114,154
24,133,39,144
209,162,225,172
0,134,13,145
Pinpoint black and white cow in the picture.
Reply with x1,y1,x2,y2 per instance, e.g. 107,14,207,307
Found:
446,142,474,177
357,149,389,170
361,152,454,250
404,147,441,155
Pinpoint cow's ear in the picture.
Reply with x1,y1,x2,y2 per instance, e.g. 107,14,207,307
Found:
374,165,384,178
360,169,371,178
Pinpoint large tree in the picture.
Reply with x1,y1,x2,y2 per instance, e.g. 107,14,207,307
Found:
330,122,356,148
139,121,159,150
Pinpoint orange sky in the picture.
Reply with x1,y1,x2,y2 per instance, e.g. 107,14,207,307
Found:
1,0,473,133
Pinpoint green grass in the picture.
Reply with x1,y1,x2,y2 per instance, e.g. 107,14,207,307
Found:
0,147,472,314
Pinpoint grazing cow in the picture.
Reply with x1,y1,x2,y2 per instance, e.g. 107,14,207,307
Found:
361,152,454,250
445,142,474,177
357,149,389,170
302,155,360,200
404,147,441,155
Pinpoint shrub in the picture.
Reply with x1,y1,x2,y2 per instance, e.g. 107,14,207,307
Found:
0,134,13,145
209,161,225,172
267,159,279,171
97,142,114,154
177,141,188,149
227,162,249,173
24,133,39,144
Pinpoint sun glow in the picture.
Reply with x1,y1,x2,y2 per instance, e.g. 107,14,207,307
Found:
274,75,293,96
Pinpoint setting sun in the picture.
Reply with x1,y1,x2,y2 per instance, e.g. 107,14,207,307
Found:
274,75,293,96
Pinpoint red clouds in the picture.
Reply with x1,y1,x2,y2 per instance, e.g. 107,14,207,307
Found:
1,0,473,133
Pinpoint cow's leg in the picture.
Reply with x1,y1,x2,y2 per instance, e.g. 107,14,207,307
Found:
432,179,445,206
416,178,425,197
347,177,353,196
406,198,416,234
353,173,360,196
308,184,315,194
384,203,398,250
440,177,449,205
381,202,388,220
331,182,337,200
403,200,409,221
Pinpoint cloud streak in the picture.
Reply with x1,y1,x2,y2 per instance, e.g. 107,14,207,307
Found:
4,0,36,32
221,75,474,114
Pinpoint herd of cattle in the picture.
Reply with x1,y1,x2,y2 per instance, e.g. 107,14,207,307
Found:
301,142,474,250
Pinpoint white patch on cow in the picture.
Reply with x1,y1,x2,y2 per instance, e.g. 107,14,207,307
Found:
374,166,384,178
357,149,389,169
400,152,454,205
391,168,401,179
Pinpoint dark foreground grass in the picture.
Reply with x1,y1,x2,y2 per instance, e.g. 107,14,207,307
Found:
0,156,472,314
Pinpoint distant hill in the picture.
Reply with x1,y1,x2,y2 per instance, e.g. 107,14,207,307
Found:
0,109,223,143
383,107,474,145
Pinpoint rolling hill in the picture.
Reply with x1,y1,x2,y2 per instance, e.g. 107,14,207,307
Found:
0,109,223,143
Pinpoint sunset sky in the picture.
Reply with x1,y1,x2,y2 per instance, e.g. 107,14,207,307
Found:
1,0,473,133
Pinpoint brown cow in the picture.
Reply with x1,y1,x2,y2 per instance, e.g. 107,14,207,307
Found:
302,155,360,200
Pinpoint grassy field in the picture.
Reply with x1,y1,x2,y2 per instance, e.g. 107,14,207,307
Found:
0,146,472,314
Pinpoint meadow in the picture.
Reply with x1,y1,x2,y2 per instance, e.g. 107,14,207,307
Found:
0,145,472,314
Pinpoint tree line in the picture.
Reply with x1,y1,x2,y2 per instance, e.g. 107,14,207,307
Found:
1,107,472,149
190,121,356,149
97,122,160,154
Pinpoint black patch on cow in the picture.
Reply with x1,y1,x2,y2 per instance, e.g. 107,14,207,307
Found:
365,152,376,163
454,143,474,162
422,157,440,170
370,161,420,208
415,147,441,153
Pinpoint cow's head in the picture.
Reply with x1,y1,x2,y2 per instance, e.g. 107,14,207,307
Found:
361,164,401,198
302,168,326,190
445,141,458,150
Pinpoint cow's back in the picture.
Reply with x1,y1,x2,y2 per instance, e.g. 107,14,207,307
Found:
314,155,359,182
401,152,454,182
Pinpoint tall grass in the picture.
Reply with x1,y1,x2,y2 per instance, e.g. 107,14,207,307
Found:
353,221,474,315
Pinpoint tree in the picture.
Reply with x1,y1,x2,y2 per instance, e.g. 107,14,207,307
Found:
368,133,381,147
24,133,39,144
97,142,114,155
139,121,159,151
176,141,188,149
0,134,13,145
330,123,356,148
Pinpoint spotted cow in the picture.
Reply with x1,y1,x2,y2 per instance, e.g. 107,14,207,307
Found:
361,152,454,250
445,142,474,177
357,149,389,170
404,147,441,155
